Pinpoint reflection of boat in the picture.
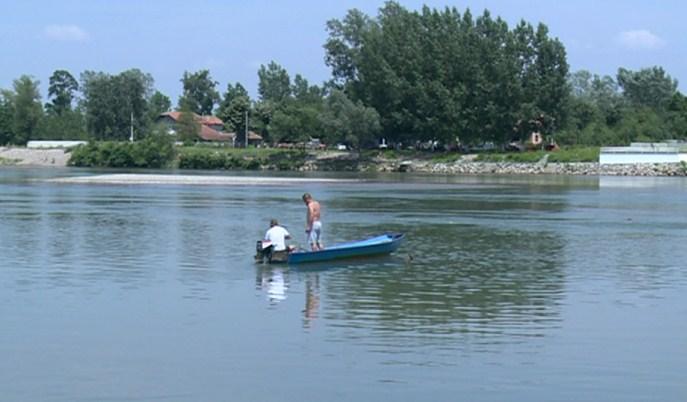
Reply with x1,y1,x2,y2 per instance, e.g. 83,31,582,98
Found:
255,233,405,264
287,233,404,264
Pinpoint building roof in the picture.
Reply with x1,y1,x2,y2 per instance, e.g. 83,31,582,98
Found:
229,130,263,141
159,112,233,142
199,125,235,142
199,115,224,126
159,111,224,127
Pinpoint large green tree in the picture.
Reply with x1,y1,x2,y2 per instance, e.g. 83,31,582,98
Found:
258,62,291,103
319,89,380,148
178,70,219,115
0,90,15,144
39,70,86,140
617,66,678,110
324,2,570,146
11,75,44,145
259,68,327,143
47,70,79,115
80,69,154,140
218,82,251,133
147,90,172,124
36,108,87,140
176,106,200,145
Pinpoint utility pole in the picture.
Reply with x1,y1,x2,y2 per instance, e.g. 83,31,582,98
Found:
244,110,248,148
129,111,134,142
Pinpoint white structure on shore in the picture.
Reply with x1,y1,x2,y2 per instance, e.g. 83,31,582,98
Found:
600,141,687,164
27,140,87,149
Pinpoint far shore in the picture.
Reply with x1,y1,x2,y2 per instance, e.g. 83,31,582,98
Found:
1,146,685,176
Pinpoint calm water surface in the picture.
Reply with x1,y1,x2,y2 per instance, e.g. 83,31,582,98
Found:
1,167,686,402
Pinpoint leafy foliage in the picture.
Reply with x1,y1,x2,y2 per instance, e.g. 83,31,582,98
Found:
561,67,685,146
47,70,79,115
217,82,250,133
178,70,220,115
80,69,154,140
36,109,87,140
324,3,569,146
177,146,306,170
11,75,44,145
0,91,15,145
68,133,175,168
617,67,678,109
319,89,380,148
258,62,291,103
147,90,172,122
176,108,201,145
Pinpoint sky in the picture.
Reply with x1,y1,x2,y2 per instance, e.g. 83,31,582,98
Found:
1,0,684,104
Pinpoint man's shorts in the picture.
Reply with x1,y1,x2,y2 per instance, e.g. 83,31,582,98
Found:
308,221,322,245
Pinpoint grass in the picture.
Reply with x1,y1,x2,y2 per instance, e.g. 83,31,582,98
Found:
475,147,600,163
0,156,18,165
176,145,307,170
430,152,463,163
180,144,301,158
359,149,419,160
366,146,600,164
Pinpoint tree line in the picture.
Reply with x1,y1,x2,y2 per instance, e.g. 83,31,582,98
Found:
1,1,685,148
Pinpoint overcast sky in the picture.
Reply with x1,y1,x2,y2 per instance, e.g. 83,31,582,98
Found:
1,0,684,103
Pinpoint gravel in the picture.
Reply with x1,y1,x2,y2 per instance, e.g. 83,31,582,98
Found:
0,147,69,166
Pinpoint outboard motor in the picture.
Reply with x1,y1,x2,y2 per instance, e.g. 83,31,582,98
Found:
255,240,273,263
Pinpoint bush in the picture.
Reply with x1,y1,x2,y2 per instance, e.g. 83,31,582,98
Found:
176,146,306,170
68,134,176,168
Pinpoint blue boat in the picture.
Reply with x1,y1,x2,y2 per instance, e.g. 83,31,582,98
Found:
286,233,405,264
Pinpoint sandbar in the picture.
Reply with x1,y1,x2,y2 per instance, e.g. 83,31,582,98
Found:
48,173,359,186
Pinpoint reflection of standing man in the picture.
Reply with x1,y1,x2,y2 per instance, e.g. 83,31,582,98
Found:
303,274,320,328
302,193,323,251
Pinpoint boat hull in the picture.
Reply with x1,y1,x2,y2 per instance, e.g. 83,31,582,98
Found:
286,233,404,264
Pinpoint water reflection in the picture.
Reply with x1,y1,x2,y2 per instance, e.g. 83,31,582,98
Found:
299,225,567,353
255,265,322,327
302,273,321,328
255,265,289,304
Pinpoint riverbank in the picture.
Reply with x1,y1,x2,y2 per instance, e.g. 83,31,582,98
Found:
362,159,687,176
2,146,685,176
0,147,69,166
302,151,687,176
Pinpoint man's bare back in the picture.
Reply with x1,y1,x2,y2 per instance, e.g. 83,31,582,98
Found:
302,193,323,250
306,200,321,229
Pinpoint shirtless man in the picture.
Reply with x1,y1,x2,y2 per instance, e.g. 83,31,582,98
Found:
302,193,323,251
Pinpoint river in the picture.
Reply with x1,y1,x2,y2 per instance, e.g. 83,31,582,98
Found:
1,167,686,402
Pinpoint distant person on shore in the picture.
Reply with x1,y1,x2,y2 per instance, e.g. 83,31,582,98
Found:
302,193,323,251
264,219,291,252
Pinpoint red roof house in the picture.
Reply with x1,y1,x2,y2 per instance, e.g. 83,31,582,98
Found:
157,112,234,143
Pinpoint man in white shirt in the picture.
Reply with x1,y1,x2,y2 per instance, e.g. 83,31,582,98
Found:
264,219,291,251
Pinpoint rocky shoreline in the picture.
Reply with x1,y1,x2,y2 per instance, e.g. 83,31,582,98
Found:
374,160,687,176
1,147,685,176
304,152,687,176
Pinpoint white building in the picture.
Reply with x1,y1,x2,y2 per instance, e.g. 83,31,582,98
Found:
599,141,687,164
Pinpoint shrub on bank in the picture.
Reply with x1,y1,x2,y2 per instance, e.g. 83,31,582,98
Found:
176,146,306,170
68,134,175,168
